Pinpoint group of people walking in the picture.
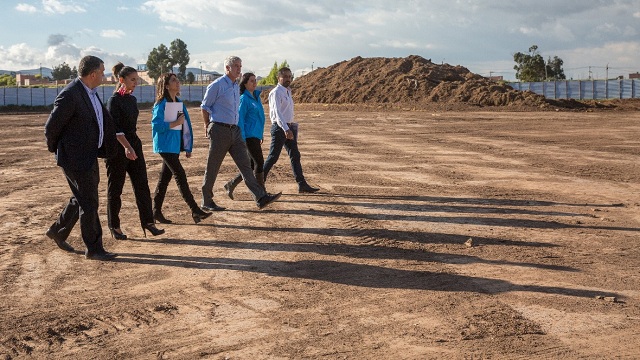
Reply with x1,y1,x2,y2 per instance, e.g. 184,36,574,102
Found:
44,55,318,261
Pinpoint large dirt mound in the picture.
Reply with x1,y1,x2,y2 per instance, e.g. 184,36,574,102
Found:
290,55,550,109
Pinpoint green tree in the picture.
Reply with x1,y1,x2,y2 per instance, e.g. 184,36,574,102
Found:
186,71,195,84
51,62,74,81
258,60,290,85
513,45,565,82
169,38,190,79
146,44,172,81
546,56,566,80
0,74,16,86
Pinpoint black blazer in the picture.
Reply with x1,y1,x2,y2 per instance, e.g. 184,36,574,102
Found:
45,78,117,172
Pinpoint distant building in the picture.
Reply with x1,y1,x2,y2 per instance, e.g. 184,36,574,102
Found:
630,72,640,79
488,75,504,81
15,73,51,86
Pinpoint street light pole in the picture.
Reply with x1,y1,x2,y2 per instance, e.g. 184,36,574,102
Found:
200,62,203,85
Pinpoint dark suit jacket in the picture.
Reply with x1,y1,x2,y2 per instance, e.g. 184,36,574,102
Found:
45,78,117,172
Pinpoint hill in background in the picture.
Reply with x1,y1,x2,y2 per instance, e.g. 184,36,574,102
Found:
291,55,550,110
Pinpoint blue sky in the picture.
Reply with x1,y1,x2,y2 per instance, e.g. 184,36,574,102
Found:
1,0,639,80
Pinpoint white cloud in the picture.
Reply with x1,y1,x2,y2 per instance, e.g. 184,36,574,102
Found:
162,26,183,33
15,3,37,13
43,0,86,14
101,29,126,39
0,43,42,69
0,40,136,72
634,11,640,18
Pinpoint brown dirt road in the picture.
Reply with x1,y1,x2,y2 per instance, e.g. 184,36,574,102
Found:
1,106,639,359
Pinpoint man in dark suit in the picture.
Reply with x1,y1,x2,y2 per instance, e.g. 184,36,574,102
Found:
44,55,119,260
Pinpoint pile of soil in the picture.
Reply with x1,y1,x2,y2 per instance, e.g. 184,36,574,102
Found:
290,55,556,110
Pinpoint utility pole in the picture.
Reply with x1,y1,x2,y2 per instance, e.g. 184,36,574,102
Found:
606,63,609,80
200,61,203,85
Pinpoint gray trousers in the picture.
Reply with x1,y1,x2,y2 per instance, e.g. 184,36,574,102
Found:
201,122,267,206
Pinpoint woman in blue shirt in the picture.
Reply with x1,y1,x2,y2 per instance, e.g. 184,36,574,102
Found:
223,73,267,199
151,73,211,224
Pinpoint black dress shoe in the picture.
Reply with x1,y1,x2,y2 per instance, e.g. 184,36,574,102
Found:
46,229,75,252
257,192,282,209
201,202,226,211
85,250,118,261
192,209,212,224
109,228,127,240
298,182,320,193
153,211,172,224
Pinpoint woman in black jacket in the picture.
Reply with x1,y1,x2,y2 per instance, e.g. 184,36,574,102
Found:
105,62,164,239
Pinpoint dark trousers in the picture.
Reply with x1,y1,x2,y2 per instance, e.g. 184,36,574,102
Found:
105,139,153,228
154,152,199,214
263,123,305,183
49,161,104,252
230,137,264,184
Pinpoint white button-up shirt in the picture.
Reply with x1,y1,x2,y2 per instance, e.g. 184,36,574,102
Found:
268,84,294,131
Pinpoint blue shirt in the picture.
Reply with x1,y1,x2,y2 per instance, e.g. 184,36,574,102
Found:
238,90,265,140
200,75,239,125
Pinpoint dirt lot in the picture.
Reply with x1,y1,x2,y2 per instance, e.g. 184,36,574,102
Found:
1,106,639,359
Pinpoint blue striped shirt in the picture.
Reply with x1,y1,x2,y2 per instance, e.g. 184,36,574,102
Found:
200,74,239,125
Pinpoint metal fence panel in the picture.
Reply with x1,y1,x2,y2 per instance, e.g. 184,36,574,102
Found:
0,84,215,106
507,79,639,100
6,81,635,105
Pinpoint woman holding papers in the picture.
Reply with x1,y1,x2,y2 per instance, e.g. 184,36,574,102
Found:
105,62,164,239
151,73,212,224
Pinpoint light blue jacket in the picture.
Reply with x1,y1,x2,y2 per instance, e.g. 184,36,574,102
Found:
238,90,265,140
152,98,193,154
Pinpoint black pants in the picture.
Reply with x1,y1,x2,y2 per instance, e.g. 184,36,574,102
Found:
49,161,104,252
154,152,199,213
105,137,153,228
230,137,264,183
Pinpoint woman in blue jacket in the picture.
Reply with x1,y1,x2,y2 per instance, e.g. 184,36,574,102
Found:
151,73,211,224
223,73,267,199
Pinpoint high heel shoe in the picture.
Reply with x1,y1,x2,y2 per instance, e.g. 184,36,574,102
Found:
153,211,172,224
141,223,164,238
109,228,127,240
192,209,212,224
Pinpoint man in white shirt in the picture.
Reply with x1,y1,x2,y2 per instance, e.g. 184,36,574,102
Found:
263,67,319,193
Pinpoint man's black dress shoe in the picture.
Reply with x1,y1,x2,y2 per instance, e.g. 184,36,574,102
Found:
85,250,118,261
298,182,320,193
46,229,75,252
201,201,226,212
257,192,282,209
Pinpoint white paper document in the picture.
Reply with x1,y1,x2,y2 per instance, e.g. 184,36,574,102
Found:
164,102,183,131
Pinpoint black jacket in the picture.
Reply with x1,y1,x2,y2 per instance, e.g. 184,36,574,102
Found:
45,78,117,172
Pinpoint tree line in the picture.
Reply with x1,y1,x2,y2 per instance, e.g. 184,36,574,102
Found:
3,40,568,86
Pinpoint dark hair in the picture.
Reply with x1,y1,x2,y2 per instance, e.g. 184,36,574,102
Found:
155,73,179,105
239,72,255,95
112,62,137,93
78,55,104,77
277,67,291,77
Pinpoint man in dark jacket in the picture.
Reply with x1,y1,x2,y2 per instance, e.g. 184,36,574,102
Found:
44,55,118,260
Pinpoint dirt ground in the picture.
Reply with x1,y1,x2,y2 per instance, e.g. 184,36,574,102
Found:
1,105,640,359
